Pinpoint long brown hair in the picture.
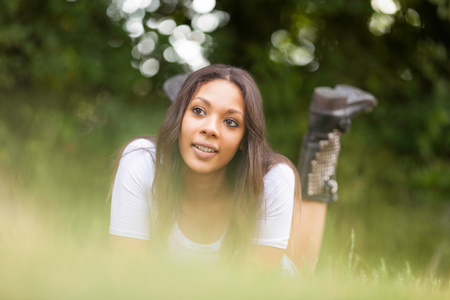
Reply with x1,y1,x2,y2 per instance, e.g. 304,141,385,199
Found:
151,64,301,260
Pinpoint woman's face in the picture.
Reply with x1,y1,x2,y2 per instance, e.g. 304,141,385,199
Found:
178,79,245,177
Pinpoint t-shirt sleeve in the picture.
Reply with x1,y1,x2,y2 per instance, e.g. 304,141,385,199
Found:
109,139,155,240
253,163,295,249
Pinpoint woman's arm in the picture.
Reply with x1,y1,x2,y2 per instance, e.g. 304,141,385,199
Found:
109,139,155,248
288,199,327,272
257,162,327,272
251,163,295,271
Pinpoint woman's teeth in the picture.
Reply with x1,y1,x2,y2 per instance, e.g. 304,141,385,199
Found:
195,145,216,153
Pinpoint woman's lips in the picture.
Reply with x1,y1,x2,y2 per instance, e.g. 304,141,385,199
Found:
193,144,217,153
192,143,218,158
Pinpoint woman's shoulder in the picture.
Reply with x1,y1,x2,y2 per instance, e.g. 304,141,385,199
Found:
123,137,156,155
264,161,296,185
260,161,296,223
118,137,157,179
114,137,156,191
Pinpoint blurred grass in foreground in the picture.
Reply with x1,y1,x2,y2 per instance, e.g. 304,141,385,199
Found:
1,173,449,299
1,92,449,298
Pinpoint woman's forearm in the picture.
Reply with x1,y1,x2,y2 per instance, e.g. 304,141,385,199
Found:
289,200,327,272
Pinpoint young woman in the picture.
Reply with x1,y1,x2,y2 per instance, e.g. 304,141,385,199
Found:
109,64,302,273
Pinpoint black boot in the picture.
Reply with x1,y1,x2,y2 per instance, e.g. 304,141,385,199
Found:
298,85,377,203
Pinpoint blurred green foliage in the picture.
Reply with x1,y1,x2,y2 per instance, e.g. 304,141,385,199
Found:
0,0,141,93
0,0,449,282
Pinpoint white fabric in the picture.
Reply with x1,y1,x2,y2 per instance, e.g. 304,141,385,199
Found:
279,254,298,276
166,222,223,263
110,138,295,262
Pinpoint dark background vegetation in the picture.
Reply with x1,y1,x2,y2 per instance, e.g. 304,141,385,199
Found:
1,0,449,277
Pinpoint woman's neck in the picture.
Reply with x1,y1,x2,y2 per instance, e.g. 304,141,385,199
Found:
178,165,233,244
181,166,230,204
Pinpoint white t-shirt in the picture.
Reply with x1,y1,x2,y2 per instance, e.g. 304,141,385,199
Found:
110,139,295,262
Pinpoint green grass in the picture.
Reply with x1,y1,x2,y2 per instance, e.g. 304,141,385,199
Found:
1,179,449,299
1,92,449,299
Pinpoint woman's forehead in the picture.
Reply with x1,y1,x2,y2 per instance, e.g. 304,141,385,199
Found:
191,80,244,109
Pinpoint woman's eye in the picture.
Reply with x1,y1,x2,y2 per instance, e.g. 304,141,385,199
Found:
192,107,205,116
224,119,238,128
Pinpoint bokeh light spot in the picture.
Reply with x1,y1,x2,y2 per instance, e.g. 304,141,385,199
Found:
145,0,160,12
406,8,421,27
146,17,159,29
288,45,314,66
269,48,284,63
107,5,121,21
108,38,124,48
131,45,141,59
298,26,318,43
131,60,139,69
172,25,192,39
137,37,156,55
163,46,179,62
125,18,145,38
271,30,290,48
109,0,229,76
192,13,219,32
189,30,206,44
306,60,320,72
400,68,413,81
213,11,230,27
192,0,216,14
172,38,208,70
368,13,394,36
371,0,400,15
140,58,159,77
122,0,141,14
158,18,177,35
140,0,152,8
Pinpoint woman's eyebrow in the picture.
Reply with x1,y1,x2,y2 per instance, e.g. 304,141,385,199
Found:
193,97,244,117
227,109,244,118
193,97,211,106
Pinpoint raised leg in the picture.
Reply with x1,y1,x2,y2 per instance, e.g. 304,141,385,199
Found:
292,85,377,271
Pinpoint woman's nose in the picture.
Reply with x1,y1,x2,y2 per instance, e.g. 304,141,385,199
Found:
201,117,220,137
